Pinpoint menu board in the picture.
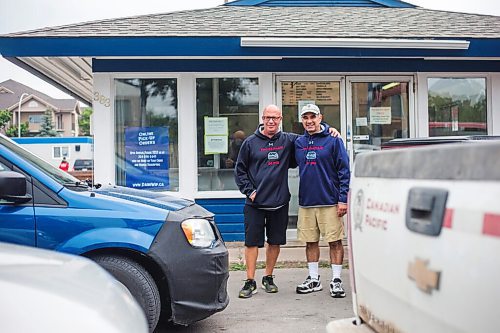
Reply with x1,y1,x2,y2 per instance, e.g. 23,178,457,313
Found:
282,82,340,106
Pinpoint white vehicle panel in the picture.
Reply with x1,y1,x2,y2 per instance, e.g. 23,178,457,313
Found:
349,151,500,333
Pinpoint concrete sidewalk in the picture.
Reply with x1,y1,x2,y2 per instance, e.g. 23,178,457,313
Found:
226,239,348,265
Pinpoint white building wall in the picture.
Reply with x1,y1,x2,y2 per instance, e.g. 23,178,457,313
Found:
92,73,114,185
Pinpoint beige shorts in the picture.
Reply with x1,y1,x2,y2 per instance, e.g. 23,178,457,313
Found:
297,206,344,243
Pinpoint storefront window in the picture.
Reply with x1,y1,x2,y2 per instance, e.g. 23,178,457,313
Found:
115,78,179,191
196,78,259,191
428,78,487,136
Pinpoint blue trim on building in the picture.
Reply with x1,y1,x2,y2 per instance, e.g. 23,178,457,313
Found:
2,37,500,58
93,58,500,73
225,0,415,7
12,137,93,144
196,198,245,242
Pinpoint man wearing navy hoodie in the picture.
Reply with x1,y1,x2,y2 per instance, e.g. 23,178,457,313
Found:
235,104,297,298
294,104,350,298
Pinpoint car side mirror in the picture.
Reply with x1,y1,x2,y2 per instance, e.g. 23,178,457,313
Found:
0,171,32,204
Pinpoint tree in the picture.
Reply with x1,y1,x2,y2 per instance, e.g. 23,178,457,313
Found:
38,109,58,137
79,107,93,136
0,109,12,135
6,122,29,137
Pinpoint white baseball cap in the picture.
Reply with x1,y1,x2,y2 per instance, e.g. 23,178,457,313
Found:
300,104,321,117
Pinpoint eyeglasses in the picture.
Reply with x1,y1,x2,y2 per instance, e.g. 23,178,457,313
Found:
262,116,282,122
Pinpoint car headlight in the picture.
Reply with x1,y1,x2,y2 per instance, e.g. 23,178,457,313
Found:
181,218,216,248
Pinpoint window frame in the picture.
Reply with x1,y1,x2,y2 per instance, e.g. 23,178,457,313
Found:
195,76,261,193
112,76,180,192
192,73,271,198
416,73,492,137
52,146,70,159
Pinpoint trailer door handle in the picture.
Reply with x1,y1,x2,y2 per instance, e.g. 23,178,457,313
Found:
406,187,448,236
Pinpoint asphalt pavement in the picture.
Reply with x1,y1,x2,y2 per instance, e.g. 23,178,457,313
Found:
160,267,353,333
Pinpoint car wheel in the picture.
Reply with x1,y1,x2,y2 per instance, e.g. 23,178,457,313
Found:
94,255,161,332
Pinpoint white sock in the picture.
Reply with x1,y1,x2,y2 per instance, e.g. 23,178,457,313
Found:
308,262,319,280
332,264,342,280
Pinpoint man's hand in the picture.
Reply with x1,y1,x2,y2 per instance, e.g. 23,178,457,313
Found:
328,127,340,137
337,203,347,217
249,192,256,202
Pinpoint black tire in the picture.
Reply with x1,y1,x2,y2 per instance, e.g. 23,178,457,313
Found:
94,255,161,332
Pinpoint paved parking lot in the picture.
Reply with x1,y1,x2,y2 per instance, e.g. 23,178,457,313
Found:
160,267,353,333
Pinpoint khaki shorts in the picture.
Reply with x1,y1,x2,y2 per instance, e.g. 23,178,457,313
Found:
297,206,344,243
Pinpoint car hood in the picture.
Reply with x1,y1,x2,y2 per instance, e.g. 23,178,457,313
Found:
94,185,195,212
0,242,148,333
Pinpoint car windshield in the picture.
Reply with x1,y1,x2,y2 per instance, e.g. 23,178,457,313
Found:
0,135,84,188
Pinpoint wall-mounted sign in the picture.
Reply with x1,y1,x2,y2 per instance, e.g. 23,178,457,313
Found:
204,117,228,154
282,81,340,106
125,127,169,190
369,107,392,124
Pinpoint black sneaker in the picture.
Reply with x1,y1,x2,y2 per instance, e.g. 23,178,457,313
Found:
239,279,257,298
262,275,278,293
330,278,346,298
296,276,323,294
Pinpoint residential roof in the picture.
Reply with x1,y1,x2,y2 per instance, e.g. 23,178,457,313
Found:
1,2,499,105
5,6,500,38
0,79,78,112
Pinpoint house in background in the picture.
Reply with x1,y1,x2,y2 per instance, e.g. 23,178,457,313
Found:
0,79,80,137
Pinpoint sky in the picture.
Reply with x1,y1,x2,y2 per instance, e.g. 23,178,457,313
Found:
0,0,499,100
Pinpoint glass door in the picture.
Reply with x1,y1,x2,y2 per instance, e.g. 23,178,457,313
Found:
277,76,345,231
347,77,413,161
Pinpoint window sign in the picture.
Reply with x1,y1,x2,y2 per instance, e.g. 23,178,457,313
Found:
125,127,169,190
369,107,392,124
204,135,228,155
204,117,228,154
356,117,368,127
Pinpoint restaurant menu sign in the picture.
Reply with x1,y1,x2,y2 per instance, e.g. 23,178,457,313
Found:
282,82,340,105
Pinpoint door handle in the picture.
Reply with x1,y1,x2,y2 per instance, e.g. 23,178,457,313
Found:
406,188,448,236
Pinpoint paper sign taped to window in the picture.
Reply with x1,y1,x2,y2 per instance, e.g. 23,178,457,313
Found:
370,107,392,124
205,135,228,155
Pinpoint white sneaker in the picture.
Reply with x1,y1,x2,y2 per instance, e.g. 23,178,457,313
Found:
296,276,323,294
329,278,346,298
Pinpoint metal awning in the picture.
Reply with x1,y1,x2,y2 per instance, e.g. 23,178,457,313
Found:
5,56,93,105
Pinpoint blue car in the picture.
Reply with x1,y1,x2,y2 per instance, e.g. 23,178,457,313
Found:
0,134,229,332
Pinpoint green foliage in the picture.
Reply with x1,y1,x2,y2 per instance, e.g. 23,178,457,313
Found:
38,109,58,137
0,109,12,134
79,107,93,136
428,94,487,123
6,122,29,137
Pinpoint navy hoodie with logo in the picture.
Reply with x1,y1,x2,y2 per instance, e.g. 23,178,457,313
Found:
294,124,350,207
235,126,298,208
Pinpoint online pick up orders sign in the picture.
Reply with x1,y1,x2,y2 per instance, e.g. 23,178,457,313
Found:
125,127,169,190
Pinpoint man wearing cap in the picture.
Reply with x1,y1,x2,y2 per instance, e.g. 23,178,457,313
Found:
294,103,350,298
234,104,339,299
